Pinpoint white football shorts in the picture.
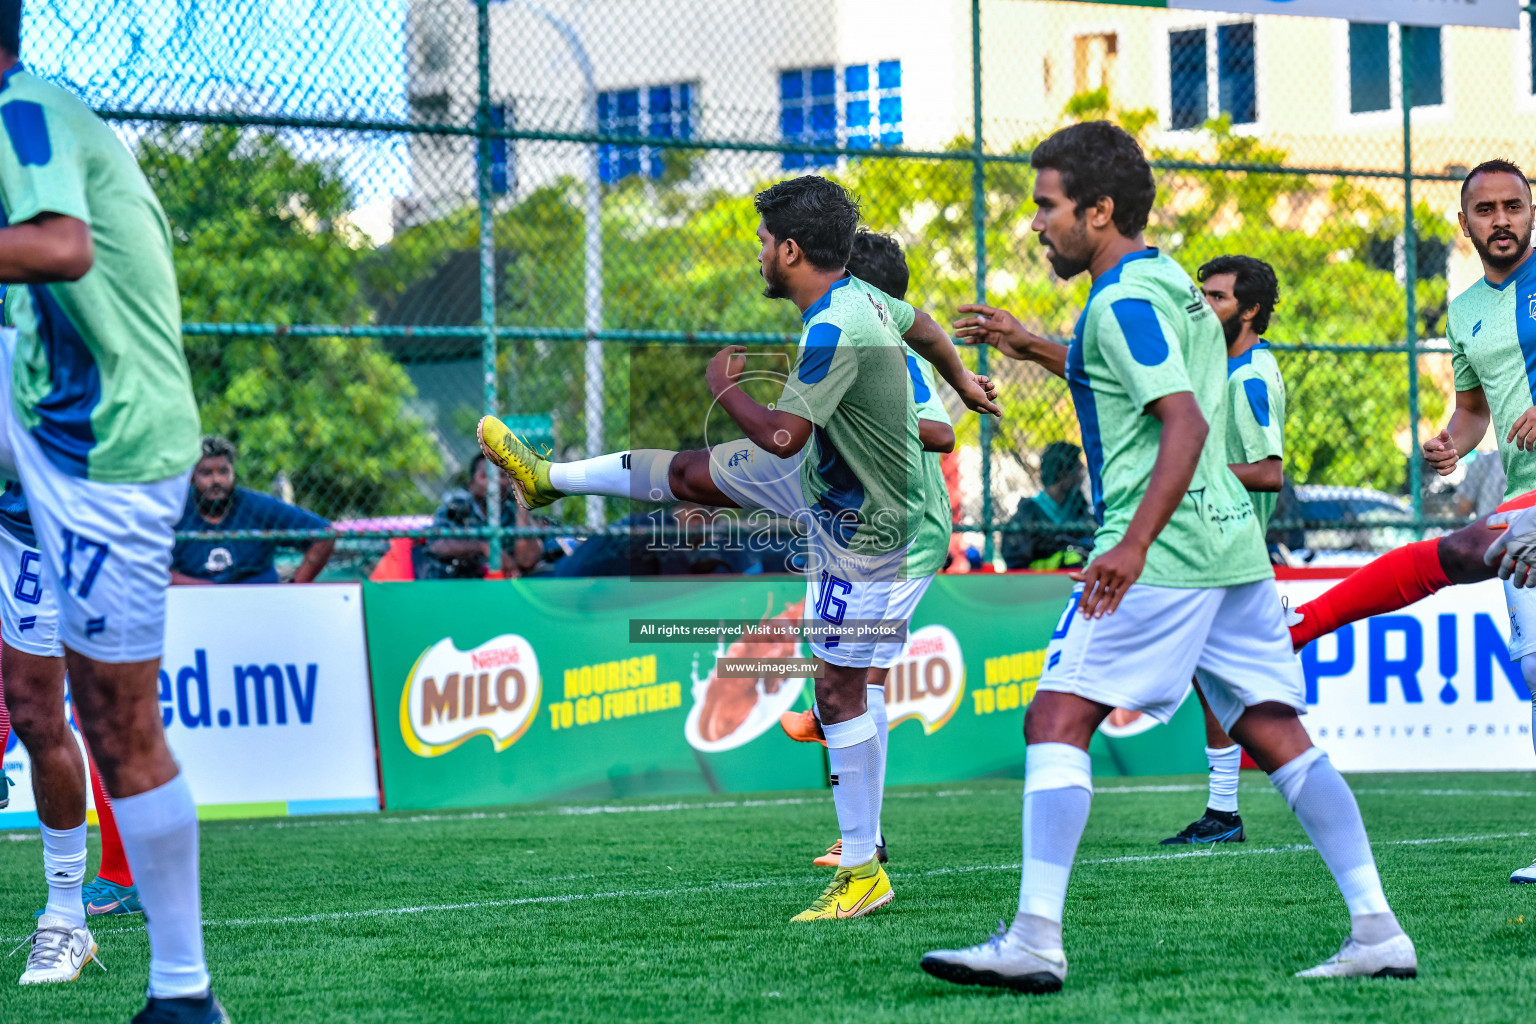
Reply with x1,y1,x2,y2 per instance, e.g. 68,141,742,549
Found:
1037,577,1306,732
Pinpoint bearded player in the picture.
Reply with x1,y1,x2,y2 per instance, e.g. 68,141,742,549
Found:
1284,159,1536,886
921,121,1414,993
479,175,1000,921
957,247,1289,846
0,9,219,1018
778,228,956,868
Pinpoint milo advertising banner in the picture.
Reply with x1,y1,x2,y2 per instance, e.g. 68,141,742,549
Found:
363,574,1210,811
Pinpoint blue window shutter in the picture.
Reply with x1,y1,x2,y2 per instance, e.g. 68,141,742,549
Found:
1216,23,1255,125
811,66,836,97
1169,28,1207,129
877,60,901,90
845,64,869,93
1349,22,1391,113
1402,26,1442,108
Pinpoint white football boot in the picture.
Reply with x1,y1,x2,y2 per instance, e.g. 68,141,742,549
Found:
1296,932,1417,979
921,920,1067,993
1509,858,1536,883
12,913,102,984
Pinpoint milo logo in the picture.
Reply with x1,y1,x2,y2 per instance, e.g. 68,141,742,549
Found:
399,634,542,757
882,624,964,734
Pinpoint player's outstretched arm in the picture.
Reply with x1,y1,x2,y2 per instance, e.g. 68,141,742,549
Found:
706,345,812,458
953,304,1067,379
0,213,93,283
903,310,1002,417
1074,391,1207,619
1423,387,1491,476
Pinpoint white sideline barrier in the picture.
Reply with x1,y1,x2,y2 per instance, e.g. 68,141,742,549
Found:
1279,577,1533,772
1,584,379,828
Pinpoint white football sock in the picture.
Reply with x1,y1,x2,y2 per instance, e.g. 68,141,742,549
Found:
1270,747,1397,935
822,710,882,867
41,823,87,928
1205,743,1241,813
113,774,210,999
866,682,889,847
548,450,676,502
1017,742,1092,930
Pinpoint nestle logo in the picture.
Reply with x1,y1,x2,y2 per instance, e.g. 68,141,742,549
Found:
471,647,520,670
908,637,944,656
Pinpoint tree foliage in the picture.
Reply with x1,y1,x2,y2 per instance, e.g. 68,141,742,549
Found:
143,125,442,518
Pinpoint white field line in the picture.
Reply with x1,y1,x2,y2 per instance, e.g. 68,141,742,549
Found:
2,784,1529,842
11,828,1529,946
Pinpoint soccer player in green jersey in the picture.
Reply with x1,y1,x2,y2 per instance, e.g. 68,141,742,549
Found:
778,229,957,869
923,122,1414,992
1284,159,1536,885
1161,255,1286,846
0,5,220,1018
478,176,1000,921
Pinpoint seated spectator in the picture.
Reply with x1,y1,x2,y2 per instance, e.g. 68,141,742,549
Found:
417,454,545,579
1001,441,1094,571
171,436,335,584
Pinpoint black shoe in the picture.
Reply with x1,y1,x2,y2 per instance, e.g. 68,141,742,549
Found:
131,993,230,1024
1159,809,1244,845
876,839,888,864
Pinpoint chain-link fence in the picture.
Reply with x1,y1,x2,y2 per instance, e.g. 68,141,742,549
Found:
21,0,1536,577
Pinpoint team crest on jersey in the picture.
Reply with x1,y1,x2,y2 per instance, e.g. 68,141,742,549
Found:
727,447,754,467
1527,296,1536,320
865,292,891,326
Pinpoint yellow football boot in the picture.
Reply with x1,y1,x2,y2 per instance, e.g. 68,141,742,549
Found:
791,856,892,921
476,415,564,510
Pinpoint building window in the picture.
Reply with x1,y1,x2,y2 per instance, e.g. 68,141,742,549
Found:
781,61,902,170
1348,22,1441,115
1529,12,1536,94
1167,23,1255,131
596,83,694,183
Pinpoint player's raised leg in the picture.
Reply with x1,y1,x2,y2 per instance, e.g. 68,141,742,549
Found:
477,411,705,513
1160,681,1245,845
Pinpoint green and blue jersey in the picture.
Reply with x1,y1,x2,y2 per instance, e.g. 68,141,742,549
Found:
1066,249,1271,589
0,66,200,483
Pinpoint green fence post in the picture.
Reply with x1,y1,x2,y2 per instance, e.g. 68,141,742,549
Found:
1401,25,1422,533
476,0,503,570
972,0,993,565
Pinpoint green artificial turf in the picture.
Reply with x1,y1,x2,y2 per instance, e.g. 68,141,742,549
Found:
3,771,1535,1022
